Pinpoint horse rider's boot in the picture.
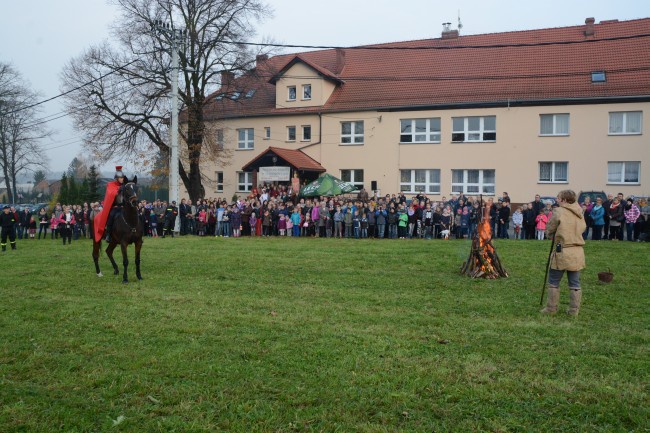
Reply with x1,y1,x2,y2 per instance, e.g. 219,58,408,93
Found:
540,285,560,314
567,289,582,316
11,241,16,250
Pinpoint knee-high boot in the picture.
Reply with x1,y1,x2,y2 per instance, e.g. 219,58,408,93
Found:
567,289,582,316
540,286,560,314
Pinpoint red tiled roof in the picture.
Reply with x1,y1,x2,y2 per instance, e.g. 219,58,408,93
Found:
269,55,344,84
202,18,650,120
242,146,326,172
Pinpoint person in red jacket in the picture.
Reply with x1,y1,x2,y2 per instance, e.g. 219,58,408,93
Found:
94,166,126,242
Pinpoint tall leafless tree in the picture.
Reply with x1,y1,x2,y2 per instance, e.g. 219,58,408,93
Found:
0,62,50,203
60,0,272,201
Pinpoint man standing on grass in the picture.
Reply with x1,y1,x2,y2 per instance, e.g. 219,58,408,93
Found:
1,205,17,252
541,189,586,316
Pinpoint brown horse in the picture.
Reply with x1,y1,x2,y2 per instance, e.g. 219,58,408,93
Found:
92,176,144,283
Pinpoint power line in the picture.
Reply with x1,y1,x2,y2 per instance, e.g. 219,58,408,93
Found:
227,32,650,51
1,59,138,116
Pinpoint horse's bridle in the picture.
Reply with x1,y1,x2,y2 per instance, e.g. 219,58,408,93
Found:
121,182,138,207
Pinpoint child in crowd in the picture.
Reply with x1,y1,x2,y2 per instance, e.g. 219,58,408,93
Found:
285,213,293,237
149,210,158,237
536,210,548,240
230,208,241,237
353,210,361,238
512,206,523,239
360,212,369,238
262,210,272,236
249,212,257,237
291,208,302,237
334,206,343,238
28,216,37,239
50,214,59,239
278,214,286,236
302,214,312,237
222,207,231,237
343,208,353,238
197,208,207,236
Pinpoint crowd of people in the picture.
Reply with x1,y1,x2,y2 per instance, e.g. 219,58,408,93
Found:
3,184,648,250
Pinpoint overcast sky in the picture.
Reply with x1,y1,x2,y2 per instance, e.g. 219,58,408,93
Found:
0,0,646,177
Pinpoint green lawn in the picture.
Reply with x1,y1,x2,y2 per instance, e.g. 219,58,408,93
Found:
1,237,648,432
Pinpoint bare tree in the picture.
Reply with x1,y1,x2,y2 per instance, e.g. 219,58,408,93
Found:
0,62,50,203
60,0,272,201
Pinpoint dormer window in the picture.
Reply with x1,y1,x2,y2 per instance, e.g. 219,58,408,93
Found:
591,71,606,83
287,86,296,101
302,84,312,100
229,91,241,100
245,89,255,98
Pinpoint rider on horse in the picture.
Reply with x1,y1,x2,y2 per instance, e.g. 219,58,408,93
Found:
94,166,126,243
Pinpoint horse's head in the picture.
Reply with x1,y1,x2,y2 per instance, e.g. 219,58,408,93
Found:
120,175,139,207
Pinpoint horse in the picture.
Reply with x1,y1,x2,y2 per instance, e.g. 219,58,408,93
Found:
92,176,144,283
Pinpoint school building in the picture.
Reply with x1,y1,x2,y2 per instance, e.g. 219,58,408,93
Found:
183,17,650,203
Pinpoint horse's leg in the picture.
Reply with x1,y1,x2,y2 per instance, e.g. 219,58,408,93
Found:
135,238,143,280
106,241,119,275
92,240,103,277
120,242,129,284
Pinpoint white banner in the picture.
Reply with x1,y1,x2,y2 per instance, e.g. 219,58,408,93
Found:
258,166,291,182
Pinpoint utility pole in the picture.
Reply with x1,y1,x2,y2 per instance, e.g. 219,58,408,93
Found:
153,20,185,232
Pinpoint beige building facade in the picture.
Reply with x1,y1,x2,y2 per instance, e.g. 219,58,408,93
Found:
183,18,650,203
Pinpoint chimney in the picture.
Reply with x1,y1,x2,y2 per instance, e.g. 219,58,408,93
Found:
334,48,346,75
442,22,459,40
220,70,234,88
255,54,268,67
584,17,595,37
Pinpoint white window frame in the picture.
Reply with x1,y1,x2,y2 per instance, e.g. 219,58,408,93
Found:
400,118,441,143
302,125,311,142
216,129,224,150
340,169,364,189
400,169,441,194
539,114,570,136
451,169,496,194
538,162,568,183
452,116,496,142
215,171,224,192
287,126,296,142
608,111,642,135
264,127,270,140
237,128,254,150
287,86,296,101
302,84,312,100
607,161,640,184
237,171,253,192
341,121,364,145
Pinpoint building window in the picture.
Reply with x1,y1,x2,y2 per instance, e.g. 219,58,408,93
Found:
609,111,642,135
608,161,640,184
215,171,224,192
341,121,364,144
302,84,312,100
591,71,606,83
237,171,253,192
287,86,296,101
287,126,296,141
400,169,441,194
216,129,224,150
237,128,254,149
540,114,569,136
302,125,311,141
452,116,496,142
245,89,255,98
400,118,441,143
451,169,495,194
539,162,568,183
341,169,364,189
264,127,270,140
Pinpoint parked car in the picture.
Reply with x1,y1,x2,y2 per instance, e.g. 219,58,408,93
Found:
539,196,557,206
578,191,607,204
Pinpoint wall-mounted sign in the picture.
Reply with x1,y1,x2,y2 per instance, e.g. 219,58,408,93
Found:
259,166,291,182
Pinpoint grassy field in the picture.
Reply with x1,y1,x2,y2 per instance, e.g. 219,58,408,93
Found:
0,236,648,432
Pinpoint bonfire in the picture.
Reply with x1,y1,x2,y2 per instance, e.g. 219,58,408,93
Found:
461,198,508,279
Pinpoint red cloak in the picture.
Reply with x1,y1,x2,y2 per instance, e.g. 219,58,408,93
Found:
94,180,121,242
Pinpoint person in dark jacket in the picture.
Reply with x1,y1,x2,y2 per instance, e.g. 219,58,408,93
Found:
1,205,17,251
498,202,511,239
162,201,178,238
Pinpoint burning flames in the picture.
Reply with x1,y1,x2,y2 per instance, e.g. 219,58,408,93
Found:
461,199,508,279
